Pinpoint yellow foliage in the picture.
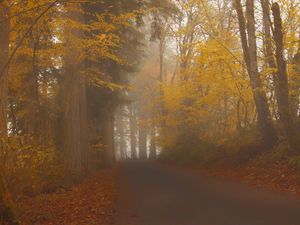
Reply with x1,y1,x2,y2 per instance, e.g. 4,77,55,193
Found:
158,38,254,148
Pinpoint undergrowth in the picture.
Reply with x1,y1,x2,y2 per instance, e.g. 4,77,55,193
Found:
159,130,300,169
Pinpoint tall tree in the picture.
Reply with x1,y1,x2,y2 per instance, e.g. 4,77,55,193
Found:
291,34,300,118
63,4,88,180
149,125,157,159
115,106,127,159
138,118,148,159
0,2,9,143
101,110,115,166
129,104,137,159
271,3,296,148
0,3,19,224
234,0,277,148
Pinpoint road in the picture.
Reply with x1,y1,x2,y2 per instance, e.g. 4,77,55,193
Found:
114,161,300,225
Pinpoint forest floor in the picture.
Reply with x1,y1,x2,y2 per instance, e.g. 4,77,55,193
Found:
17,168,118,225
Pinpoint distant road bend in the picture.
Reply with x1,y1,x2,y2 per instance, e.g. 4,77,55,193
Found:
114,161,300,225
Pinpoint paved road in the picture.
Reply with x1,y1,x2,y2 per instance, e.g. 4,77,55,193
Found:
114,161,300,225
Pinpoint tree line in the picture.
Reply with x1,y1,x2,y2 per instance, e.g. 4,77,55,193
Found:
0,0,300,224
0,0,172,224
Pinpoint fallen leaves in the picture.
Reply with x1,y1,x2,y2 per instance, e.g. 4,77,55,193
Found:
195,162,300,196
17,168,117,225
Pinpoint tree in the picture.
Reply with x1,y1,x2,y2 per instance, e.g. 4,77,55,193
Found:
234,0,277,148
149,125,157,159
271,2,296,149
138,118,148,160
63,4,88,180
0,2,9,144
129,104,138,159
115,106,128,160
0,3,19,224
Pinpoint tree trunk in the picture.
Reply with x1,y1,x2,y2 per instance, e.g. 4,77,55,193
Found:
102,112,115,166
271,3,296,148
129,104,137,159
0,3,9,148
261,0,283,132
261,0,277,73
64,6,88,180
159,38,164,83
26,37,40,137
291,35,300,118
159,36,167,146
149,125,157,159
0,4,19,225
115,109,126,160
138,118,147,160
234,0,277,148
64,67,88,179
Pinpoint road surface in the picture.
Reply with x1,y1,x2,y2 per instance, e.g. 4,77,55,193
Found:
114,161,300,225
